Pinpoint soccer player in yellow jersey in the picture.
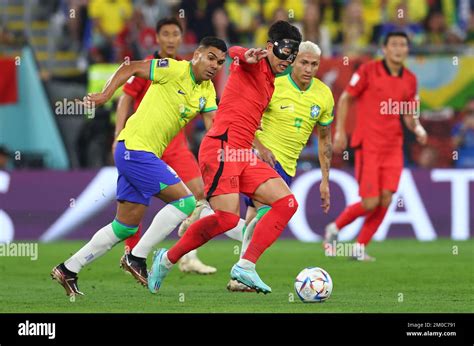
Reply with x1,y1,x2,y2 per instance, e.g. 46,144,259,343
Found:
227,41,335,292
51,37,227,296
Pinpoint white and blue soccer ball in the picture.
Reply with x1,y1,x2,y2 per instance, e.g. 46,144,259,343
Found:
294,267,333,303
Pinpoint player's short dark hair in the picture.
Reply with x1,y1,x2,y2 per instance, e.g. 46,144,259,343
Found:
383,31,410,46
156,17,183,34
268,20,302,43
198,36,228,53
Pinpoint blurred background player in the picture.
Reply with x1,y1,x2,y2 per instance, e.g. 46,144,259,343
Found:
51,37,227,296
227,41,334,292
114,17,222,275
0,146,11,171
452,98,474,168
324,32,428,261
147,21,302,294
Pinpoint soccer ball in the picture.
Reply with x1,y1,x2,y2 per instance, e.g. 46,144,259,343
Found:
294,267,333,303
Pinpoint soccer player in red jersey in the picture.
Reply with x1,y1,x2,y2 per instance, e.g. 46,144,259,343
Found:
324,32,428,261
147,21,302,294
114,17,223,275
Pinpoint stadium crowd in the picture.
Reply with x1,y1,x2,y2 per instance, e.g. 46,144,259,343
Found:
2,0,474,170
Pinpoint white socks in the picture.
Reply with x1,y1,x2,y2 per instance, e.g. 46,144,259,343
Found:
237,258,255,269
240,217,258,258
132,204,188,259
64,223,120,273
182,249,198,261
225,219,246,241
163,251,174,269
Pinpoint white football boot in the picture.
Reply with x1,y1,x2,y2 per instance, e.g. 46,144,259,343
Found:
178,199,210,236
323,222,339,257
178,251,217,275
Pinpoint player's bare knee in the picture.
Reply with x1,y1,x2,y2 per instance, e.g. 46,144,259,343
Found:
380,192,393,208
362,197,380,211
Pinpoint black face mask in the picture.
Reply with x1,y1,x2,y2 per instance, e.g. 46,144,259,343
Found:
271,39,300,63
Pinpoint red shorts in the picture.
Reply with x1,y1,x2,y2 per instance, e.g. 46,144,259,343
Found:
199,134,280,198
354,147,403,198
161,131,201,184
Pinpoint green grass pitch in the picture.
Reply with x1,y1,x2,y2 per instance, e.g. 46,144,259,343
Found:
0,239,472,313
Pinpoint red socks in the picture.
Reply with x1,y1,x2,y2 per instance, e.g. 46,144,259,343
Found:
124,223,142,253
357,206,388,245
167,210,240,264
335,202,369,229
243,194,298,263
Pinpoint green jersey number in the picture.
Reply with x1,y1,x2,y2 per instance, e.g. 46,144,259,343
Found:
294,117,303,131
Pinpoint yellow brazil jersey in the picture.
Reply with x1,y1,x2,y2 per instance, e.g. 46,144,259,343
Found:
256,74,334,177
117,58,217,158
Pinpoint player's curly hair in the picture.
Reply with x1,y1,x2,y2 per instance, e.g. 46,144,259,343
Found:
268,20,302,43
198,36,228,53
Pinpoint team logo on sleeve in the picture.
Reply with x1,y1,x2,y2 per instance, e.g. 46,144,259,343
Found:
349,72,360,86
199,97,206,111
310,104,321,118
157,59,169,68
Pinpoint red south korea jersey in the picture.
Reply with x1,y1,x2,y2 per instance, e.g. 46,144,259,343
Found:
346,59,418,151
206,46,276,149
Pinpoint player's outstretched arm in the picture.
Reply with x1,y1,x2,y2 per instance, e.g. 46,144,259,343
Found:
317,124,332,213
229,46,267,65
333,91,353,153
78,60,152,108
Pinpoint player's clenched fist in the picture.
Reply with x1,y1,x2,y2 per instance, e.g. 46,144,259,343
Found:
244,48,268,64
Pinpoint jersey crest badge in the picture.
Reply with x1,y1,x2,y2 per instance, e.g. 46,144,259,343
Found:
199,97,206,111
310,105,321,118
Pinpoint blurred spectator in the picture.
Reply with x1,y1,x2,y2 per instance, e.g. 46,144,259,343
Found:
386,0,428,23
180,0,225,42
176,16,198,46
88,0,133,61
211,7,239,45
262,0,304,23
422,8,465,46
116,9,156,61
339,0,368,56
302,1,331,56
225,0,259,43
135,0,171,28
254,7,292,46
465,8,474,44
417,146,439,168
67,0,89,51
375,1,424,45
452,99,474,168
89,0,133,38
0,146,11,170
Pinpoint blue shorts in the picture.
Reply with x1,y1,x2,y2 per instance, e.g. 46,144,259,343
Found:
244,161,293,208
115,141,181,206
